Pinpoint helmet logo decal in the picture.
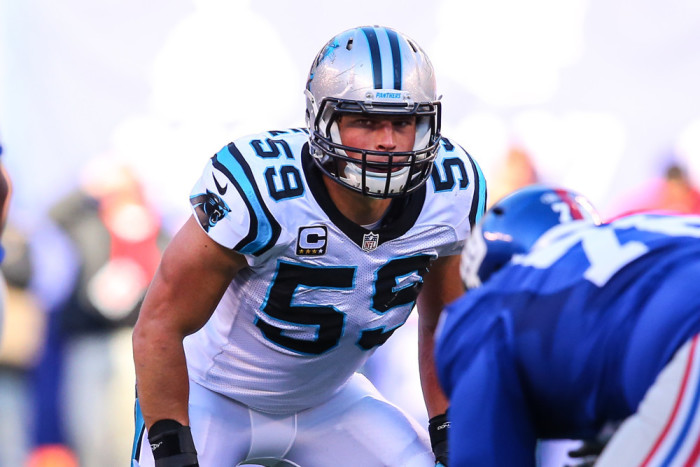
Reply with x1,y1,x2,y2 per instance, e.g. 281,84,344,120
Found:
319,39,339,64
554,188,585,220
362,232,379,252
306,39,339,91
375,91,402,99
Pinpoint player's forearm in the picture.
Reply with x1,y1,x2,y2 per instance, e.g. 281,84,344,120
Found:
133,320,191,429
418,327,449,418
415,255,457,418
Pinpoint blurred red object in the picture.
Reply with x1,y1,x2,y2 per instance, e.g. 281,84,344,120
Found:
609,164,700,221
27,444,78,467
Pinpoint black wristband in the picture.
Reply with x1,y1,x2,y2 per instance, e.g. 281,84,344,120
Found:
428,413,450,449
148,419,199,467
429,412,450,465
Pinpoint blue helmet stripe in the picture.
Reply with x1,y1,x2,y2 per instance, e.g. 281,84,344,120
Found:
361,26,383,89
213,144,281,256
385,28,402,90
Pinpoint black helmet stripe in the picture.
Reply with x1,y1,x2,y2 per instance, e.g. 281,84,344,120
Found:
385,28,402,90
361,27,383,89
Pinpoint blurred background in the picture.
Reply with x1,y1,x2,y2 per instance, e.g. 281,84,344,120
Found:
1,0,700,465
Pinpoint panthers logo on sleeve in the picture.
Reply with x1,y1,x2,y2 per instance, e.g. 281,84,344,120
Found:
190,189,231,232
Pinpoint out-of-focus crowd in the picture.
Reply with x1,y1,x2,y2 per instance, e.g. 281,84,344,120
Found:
0,147,171,466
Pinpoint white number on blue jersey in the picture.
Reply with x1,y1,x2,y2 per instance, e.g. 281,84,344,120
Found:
514,215,700,287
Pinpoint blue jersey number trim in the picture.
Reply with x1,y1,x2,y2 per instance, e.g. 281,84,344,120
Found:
257,255,431,355
256,261,354,355
250,138,295,159
431,158,468,192
265,166,305,201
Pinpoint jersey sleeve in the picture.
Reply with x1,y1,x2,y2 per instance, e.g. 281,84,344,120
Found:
448,338,538,466
460,145,488,229
189,142,281,256
429,140,488,257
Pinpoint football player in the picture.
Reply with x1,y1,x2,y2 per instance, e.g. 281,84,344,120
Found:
132,26,487,466
436,184,700,466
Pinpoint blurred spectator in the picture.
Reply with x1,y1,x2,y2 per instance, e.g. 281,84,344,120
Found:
29,159,170,466
0,147,10,238
0,133,24,466
609,162,700,218
0,224,44,466
486,145,539,206
1,134,14,336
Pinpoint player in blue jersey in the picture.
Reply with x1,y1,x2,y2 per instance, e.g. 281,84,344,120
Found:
132,26,486,466
436,184,700,466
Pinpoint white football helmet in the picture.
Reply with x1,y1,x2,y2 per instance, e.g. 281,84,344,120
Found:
305,26,442,198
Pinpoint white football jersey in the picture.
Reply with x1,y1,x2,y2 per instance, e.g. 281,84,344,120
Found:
184,128,486,414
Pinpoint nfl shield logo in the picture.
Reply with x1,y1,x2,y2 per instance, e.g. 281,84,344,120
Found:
362,232,379,252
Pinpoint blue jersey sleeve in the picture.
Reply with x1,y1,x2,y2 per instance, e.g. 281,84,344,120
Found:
445,320,539,466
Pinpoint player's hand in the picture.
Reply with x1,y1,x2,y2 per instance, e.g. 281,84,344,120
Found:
428,412,450,466
148,419,199,467
565,439,606,467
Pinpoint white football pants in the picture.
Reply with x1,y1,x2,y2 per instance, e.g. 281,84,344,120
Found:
133,372,434,467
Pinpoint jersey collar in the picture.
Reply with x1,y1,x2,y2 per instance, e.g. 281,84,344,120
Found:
302,143,426,248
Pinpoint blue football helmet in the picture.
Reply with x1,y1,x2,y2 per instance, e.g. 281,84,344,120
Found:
304,26,441,198
461,184,601,288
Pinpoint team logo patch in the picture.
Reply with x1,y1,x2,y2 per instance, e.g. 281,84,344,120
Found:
362,232,379,252
190,189,231,232
296,225,328,256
